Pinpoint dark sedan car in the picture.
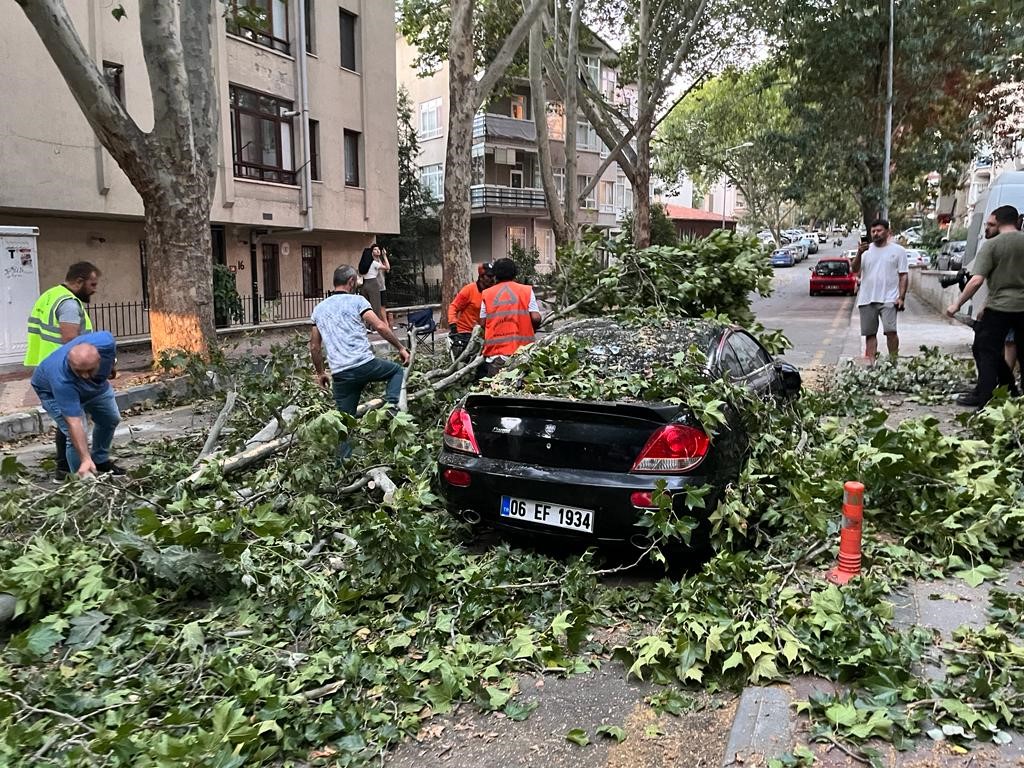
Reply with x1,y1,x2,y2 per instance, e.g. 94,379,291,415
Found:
437,320,801,550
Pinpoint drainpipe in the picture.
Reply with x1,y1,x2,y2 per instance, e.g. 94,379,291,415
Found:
296,0,314,232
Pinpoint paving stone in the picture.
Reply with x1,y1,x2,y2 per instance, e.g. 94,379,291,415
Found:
721,686,793,766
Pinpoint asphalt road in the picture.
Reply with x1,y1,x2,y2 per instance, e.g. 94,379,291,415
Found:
751,237,859,370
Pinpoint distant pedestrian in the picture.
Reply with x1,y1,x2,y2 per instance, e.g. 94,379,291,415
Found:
31,331,123,478
851,219,908,362
448,263,495,359
375,247,392,327
24,261,101,481
309,265,410,457
358,245,383,322
479,258,541,377
946,205,1024,406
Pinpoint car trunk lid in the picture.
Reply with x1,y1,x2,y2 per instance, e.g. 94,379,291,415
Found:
462,394,683,473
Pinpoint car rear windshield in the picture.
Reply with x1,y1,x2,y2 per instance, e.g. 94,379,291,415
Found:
815,261,850,276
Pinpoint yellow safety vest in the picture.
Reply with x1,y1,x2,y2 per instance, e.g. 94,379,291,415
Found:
24,285,93,366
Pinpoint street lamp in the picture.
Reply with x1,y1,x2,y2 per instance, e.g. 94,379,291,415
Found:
721,142,753,228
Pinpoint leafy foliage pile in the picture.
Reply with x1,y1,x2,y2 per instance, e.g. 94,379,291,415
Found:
2,283,1023,766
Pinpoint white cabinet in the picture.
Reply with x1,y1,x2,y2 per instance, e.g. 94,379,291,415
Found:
1,226,40,365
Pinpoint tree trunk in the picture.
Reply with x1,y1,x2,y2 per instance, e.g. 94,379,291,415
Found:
143,178,216,358
440,0,477,308
632,125,652,248
529,16,568,246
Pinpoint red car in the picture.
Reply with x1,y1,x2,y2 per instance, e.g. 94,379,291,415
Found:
809,258,858,296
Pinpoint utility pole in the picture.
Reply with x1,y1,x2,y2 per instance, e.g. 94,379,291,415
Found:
881,0,894,220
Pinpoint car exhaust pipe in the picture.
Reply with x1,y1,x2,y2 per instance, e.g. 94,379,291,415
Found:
629,533,654,551
461,509,482,524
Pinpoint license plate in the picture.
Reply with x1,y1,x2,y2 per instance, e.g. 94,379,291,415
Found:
500,496,594,533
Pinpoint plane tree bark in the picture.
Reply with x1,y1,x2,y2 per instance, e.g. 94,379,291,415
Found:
14,0,218,358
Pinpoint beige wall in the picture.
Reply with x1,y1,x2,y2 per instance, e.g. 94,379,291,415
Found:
396,38,449,171
1,0,398,233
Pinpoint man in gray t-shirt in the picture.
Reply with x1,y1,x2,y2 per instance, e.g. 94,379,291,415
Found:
310,265,410,453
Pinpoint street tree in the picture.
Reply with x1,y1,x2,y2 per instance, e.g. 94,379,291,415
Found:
772,0,1014,228
14,0,218,358
400,0,547,305
656,66,806,244
549,0,748,248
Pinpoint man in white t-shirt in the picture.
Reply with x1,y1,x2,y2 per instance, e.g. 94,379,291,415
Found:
310,265,410,456
851,219,909,361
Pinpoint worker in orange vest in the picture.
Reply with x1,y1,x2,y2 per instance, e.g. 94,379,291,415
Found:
478,257,542,377
447,262,495,359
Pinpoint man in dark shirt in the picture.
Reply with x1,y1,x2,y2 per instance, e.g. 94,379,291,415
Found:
31,331,123,477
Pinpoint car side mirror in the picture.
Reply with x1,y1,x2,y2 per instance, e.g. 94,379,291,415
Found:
774,361,802,398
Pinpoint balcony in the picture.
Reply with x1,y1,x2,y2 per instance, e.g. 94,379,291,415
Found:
473,114,538,144
470,184,547,212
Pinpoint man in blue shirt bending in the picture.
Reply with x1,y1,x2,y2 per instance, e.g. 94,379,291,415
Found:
31,331,123,478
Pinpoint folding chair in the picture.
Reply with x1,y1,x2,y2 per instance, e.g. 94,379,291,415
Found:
405,307,437,352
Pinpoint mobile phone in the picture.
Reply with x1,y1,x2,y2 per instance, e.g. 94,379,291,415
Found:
860,235,869,245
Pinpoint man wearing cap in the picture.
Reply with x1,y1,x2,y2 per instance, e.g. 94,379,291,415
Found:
447,263,496,359
478,257,542,377
309,265,411,456
24,261,101,480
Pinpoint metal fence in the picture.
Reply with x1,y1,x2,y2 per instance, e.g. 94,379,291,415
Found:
89,282,443,339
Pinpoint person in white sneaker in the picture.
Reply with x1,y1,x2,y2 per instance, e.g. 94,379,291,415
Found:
851,219,908,362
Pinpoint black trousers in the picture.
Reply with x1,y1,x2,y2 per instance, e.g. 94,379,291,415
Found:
973,308,1024,403
55,429,69,471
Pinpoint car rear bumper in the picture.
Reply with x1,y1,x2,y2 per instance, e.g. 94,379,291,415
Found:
437,450,710,545
810,281,856,292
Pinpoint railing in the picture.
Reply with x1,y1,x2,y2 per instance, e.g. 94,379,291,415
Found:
89,283,443,339
470,184,547,211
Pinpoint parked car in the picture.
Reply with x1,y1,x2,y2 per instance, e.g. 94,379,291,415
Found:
899,227,922,246
937,240,967,271
437,319,802,549
771,249,796,268
817,231,828,243
905,249,930,268
809,258,858,296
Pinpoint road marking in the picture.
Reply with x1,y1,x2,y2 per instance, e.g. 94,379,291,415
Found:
808,297,854,368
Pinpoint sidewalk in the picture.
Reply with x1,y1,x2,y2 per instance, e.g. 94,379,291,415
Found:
839,290,975,362
723,563,1024,767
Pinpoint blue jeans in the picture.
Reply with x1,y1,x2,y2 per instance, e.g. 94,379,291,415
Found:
37,389,121,472
331,358,404,458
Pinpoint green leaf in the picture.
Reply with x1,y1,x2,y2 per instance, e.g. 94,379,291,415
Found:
23,623,62,657
111,5,127,20
503,699,539,722
596,725,627,742
565,728,590,746
181,621,205,651
825,702,860,728
485,686,512,709
722,651,744,672
66,610,110,651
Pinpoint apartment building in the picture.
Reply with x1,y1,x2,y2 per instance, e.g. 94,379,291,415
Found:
0,0,398,329
397,37,636,268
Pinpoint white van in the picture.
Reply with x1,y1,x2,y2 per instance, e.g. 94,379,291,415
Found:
960,170,1024,320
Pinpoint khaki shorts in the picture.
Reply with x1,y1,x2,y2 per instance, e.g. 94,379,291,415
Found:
859,302,898,336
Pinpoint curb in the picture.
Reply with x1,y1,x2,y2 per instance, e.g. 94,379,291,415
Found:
721,686,795,766
0,376,191,443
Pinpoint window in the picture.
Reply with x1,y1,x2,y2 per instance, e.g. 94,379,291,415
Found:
339,9,358,71
576,121,600,152
599,180,615,213
301,245,323,298
600,67,617,99
507,226,527,252
103,62,124,105
727,332,772,376
581,55,600,88
419,98,443,139
554,168,565,202
229,85,296,184
262,243,281,300
510,94,527,121
304,0,315,53
546,105,565,141
343,129,361,187
227,0,290,54
577,175,596,209
308,119,320,181
420,163,443,201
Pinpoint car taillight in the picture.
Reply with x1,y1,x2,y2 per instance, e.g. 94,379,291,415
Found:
631,424,709,473
443,407,480,455
443,469,472,487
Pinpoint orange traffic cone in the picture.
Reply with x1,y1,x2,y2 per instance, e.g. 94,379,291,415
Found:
827,481,864,585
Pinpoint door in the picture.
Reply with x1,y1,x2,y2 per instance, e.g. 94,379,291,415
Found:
0,231,40,364
510,169,524,189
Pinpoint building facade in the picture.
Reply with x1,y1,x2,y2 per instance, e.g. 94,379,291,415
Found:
0,0,399,332
397,38,636,269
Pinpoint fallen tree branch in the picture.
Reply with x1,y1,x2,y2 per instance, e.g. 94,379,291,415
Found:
195,390,237,465
398,333,418,413
245,405,300,448
424,326,483,381
294,680,345,702
540,285,604,328
366,466,397,505
412,356,485,398
184,434,294,485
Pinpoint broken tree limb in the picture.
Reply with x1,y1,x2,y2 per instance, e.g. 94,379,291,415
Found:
539,286,604,328
184,434,294,485
423,325,483,382
195,390,237,465
245,405,300,448
412,356,485,399
398,332,418,413
294,680,345,702
366,466,397,505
